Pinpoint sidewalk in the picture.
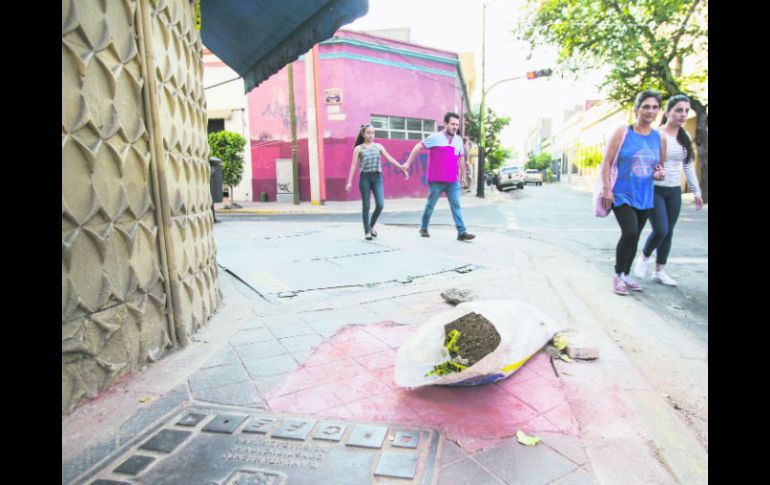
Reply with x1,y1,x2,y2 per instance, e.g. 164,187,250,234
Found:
62,209,707,484
215,188,508,215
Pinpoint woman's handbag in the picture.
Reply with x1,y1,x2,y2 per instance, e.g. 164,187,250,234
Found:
594,126,629,217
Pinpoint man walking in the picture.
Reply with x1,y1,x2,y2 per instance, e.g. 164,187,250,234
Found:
404,112,475,241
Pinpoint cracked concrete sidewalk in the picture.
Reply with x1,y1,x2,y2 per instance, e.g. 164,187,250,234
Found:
62,211,707,485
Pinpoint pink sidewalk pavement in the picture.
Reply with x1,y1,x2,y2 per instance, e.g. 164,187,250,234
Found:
264,321,579,454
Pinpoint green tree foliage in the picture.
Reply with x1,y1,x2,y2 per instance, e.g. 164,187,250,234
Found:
526,152,552,172
487,147,515,171
517,0,708,201
464,108,511,171
208,131,247,202
575,143,604,169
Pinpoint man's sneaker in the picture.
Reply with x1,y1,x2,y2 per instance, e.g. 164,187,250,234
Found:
653,270,677,286
622,274,643,291
419,229,430,237
612,274,630,296
365,233,373,240
457,233,476,241
633,255,649,278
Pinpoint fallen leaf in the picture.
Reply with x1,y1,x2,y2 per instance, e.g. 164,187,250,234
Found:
560,353,574,363
516,430,541,446
561,371,573,376
139,397,151,403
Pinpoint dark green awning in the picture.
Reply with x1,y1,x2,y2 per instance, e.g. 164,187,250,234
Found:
201,0,369,93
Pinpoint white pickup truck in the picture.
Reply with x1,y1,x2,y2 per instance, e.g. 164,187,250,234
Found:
496,166,525,190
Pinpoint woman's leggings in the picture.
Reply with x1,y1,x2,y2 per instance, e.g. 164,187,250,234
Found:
642,186,682,265
359,171,384,234
612,204,649,275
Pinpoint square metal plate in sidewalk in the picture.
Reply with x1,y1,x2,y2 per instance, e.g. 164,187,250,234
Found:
271,418,317,440
176,412,209,427
138,429,192,453
202,414,249,434
74,406,440,485
393,430,420,449
312,422,347,442
242,416,277,434
346,424,388,448
375,450,420,479
113,455,155,476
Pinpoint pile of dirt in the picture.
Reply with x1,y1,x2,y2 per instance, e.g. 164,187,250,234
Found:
444,312,501,366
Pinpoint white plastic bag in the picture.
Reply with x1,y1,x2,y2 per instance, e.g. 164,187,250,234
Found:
395,300,563,388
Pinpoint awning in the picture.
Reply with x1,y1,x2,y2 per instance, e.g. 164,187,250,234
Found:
201,0,370,94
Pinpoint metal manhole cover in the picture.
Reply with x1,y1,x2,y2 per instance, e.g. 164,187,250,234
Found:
75,406,440,485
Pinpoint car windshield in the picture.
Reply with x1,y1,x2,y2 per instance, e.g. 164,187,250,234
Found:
501,167,519,173
527,170,538,173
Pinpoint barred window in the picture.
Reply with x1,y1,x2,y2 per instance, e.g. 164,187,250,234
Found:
370,115,436,140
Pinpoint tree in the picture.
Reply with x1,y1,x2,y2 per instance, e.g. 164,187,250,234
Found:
574,143,604,170
208,131,247,207
487,147,515,172
526,152,552,172
464,108,511,171
517,0,708,202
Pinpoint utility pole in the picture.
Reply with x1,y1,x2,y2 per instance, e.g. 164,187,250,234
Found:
476,2,487,198
306,49,321,205
288,64,300,205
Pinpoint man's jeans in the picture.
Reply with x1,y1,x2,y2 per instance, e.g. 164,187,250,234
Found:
420,181,467,235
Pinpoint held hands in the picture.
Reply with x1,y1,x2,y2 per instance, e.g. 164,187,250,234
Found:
399,164,409,180
345,181,352,192
652,164,665,181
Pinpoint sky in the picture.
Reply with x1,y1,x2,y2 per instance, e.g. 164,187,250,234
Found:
345,0,606,159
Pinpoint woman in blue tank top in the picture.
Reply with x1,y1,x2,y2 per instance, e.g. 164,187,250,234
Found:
600,90,667,295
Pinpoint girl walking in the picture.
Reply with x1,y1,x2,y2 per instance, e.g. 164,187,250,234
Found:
633,94,704,286
600,90,667,295
345,124,409,240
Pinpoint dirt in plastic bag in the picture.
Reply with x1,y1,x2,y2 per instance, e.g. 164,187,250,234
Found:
444,312,501,366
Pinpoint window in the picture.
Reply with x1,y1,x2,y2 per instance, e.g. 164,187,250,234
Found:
370,115,436,140
208,118,225,134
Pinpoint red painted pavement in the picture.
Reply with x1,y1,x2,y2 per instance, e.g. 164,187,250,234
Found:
265,322,580,453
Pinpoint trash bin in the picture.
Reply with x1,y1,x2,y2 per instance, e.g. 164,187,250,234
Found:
209,157,224,203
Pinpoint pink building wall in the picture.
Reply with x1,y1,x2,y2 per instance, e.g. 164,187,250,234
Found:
248,30,468,201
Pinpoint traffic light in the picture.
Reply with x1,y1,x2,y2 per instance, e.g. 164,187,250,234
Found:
526,68,553,80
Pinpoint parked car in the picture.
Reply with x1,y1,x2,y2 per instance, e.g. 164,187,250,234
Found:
525,169,544,186
496,166,525,190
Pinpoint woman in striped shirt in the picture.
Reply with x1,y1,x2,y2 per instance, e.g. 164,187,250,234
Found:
345,124,409,240
633,95,704,286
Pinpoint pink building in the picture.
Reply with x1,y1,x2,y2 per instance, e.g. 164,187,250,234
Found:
248,30,471,201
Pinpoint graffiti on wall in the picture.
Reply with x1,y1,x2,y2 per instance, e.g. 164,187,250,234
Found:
262,101,308,131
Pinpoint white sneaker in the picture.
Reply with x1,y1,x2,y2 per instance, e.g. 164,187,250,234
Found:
653,270,677,286
633,255,649,278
